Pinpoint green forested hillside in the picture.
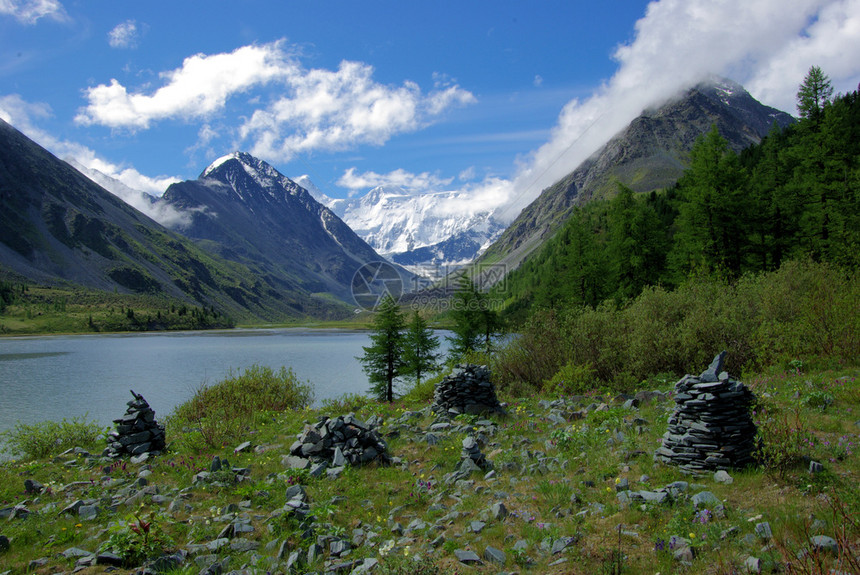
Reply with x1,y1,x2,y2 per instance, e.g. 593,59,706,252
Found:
498,87,860,319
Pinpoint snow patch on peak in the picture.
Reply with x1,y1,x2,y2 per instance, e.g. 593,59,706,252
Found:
202,152,241,178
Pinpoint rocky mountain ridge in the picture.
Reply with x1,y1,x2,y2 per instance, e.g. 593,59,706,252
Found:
0,121,354,320
158,153,404,303
480,78,795,272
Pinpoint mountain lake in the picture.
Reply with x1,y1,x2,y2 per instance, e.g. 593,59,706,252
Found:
0,328,452,437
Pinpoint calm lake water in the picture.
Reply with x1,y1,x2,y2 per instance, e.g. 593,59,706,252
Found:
0,328,450,434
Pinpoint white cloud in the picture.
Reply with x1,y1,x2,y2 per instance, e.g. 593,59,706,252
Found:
75,40,476,161
746,0,860,112
458,166,476,182
1,94,184,225
486,0,860,223
241,60,475,161
534,75,544,87
108,19,140,49
337,167,453,194
0,0,65,24
76,41,296,129
184,123,220,164
0,93,51,124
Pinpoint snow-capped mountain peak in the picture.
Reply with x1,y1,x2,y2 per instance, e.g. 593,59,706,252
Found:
200,152,310,205
304,178,506,274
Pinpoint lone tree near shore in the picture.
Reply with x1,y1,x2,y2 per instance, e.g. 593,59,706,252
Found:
402,309,441,388
359,295,406,402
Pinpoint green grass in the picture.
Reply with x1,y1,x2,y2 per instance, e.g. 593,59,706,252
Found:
0,285,235,335
0,415,106,459
0,365,857,574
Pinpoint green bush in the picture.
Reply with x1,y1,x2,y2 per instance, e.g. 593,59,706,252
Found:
167,364,313,450
493,259,859,391
319,393,372,414
753,401,814,479
544,361,596,395
1,415,105,459
491,309,568,392
399,372,443,404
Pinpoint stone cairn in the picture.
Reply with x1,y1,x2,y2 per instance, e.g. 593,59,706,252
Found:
432,364,506,416
287,414,391,471
105,390,166,458
460,436,491,471
655,352,757,473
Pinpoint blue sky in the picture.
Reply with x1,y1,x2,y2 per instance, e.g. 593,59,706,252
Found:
2,0,859,223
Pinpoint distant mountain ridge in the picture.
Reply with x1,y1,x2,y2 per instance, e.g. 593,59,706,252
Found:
480,78,795,271
307,183,504,276
0,118,343,321
158,152,403,302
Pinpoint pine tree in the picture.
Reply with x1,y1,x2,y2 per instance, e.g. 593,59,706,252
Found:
447,275,499,357
670,126,747,277
797,66,833,122
402,310,441,388
447,275,485,357
359,295,406,402
607,184,668,299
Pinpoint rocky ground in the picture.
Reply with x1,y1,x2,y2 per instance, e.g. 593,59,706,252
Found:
0,367,858,574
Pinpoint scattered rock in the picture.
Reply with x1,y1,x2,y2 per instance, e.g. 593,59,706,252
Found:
714,470,734,484
745,556,762,573
470,520,486,533
483,546,506,565
490,502,509,520
691,491,720,508
809,460,824,474
289,414,391,469
23,479,43,494
809,535,838,554
755,522,773,540
454,549,483,565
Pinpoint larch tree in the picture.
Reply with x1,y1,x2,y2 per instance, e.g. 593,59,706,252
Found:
796,65,833,122
402,310,441,388
358,295,405,402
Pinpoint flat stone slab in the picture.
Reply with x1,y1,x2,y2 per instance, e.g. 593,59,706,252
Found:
454,549,483,565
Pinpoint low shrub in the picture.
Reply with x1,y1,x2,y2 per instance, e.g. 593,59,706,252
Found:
491,309,568,392
1,415,105,459
544,360,596,395
167,364,313,450
399,372,443,404
100,513,175,567
493,259,858,392
753,401,815,479
319,393,373,414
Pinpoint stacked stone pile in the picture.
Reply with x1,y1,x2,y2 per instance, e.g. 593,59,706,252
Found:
460,436,492,471
432,364,506,416
104,391,165,458
655,352,757,473
287,414,391,470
